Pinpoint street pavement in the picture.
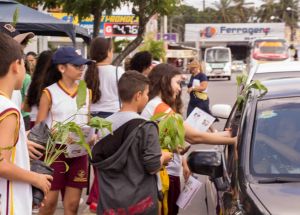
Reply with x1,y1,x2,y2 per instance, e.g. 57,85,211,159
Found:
51,73,239,215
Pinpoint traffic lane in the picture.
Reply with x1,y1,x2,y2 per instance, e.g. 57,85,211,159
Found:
179,73,238,215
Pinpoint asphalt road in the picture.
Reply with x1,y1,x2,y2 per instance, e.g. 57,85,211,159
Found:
178,73,239,215
51,72,239,215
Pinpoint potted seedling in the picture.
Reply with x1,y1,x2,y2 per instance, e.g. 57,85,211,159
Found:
230,73,268,136
151,112,186,153
28,80,112,205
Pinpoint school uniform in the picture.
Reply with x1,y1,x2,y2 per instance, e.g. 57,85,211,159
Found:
43,80,91,190
0,95,32,215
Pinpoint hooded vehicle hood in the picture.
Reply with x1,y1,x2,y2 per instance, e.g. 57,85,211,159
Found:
250,182,300,214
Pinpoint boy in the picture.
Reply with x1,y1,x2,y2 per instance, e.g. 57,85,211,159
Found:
90,71,172,214
0,33,52,215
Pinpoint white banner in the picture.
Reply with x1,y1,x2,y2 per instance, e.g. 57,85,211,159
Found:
185,23,285,42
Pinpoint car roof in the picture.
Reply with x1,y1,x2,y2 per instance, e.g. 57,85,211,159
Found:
247,61,300,84
253,77,300,99
255,61,300,74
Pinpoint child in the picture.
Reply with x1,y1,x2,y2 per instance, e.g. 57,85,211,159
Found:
90,71,172,214
35,47,92,215
141,63,235,215
0,33,52,215
84,37,125,210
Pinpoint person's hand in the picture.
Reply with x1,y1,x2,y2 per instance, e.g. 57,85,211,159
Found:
161,151,173,165
183,164,191,182
88,134,98,146
187,87,193,94
27,140,45,160
32,173,53,196
215,130,231,138
178,145,191,155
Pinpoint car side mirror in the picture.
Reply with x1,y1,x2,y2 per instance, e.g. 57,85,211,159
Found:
211,104,232,119
187,149,223,179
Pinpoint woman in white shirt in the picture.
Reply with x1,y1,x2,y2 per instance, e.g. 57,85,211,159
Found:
85,37,124,118
84,37,124,211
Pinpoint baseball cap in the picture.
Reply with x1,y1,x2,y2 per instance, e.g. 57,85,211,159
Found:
0,23,34,45
52,47,92,66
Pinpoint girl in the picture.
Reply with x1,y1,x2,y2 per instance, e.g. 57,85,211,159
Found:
35,47,92,215
26,50,53,128
141,63,235,215
84,37,125,210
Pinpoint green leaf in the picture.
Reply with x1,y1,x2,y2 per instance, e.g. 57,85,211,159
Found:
76,80,87,110
150,112,168,122
88,116,113,134
12,8,19,27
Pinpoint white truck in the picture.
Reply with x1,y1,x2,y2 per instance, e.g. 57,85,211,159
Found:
204,47,232,80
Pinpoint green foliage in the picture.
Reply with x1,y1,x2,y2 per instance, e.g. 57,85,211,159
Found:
76,80,87,109
12,8,19,27
43,80,112,167
236,73,268,111
139,36,166,61
113,38,131,54
151,112,185,151
88,116,113,136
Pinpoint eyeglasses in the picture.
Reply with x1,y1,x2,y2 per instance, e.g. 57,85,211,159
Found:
69,64,87,71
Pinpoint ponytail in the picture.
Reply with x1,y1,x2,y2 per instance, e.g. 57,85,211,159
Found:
86,37,113,103
85,61,101,103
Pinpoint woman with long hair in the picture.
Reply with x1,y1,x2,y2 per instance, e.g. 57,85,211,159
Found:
26,50,53,128
35,47,92,215
141,63,235,215
84,37,125,211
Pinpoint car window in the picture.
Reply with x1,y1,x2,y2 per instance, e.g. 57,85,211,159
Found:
251,97,300,176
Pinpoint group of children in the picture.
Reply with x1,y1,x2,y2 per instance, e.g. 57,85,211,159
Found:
0,30,236,215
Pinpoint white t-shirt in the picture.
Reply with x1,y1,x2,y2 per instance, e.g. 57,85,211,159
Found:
0,95,32,215
90,65,124,113
11,90,22,110
141,97,182,177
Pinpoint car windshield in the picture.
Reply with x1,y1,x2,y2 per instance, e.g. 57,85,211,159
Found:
206,49,229,63
251,97,300,177
259,46,286,54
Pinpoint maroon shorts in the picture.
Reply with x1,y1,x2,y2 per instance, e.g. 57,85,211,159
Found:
50,154,88,190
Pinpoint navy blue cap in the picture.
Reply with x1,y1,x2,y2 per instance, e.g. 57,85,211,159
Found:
52,47,92,65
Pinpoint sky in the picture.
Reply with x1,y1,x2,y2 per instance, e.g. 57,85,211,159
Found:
114,0,265,15
184,0,264,10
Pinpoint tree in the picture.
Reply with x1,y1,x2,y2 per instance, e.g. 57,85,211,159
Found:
112,0,179,66
256,0,279,22
214,0,235,23
18,0,121,38
139,34,166,61
232,0,254,23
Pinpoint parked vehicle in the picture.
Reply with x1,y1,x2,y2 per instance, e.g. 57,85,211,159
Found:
246,61,300,84
231,60,246,73
249,37,289,69
204,47,232,80
188,77,300,215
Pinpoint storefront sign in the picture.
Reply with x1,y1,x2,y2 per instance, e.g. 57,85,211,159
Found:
51,13,139,36
185,23,285,42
